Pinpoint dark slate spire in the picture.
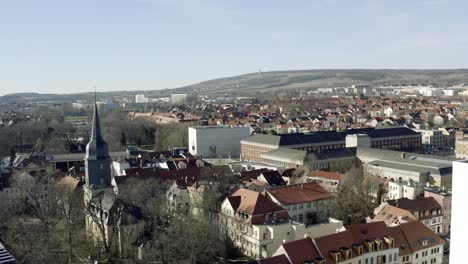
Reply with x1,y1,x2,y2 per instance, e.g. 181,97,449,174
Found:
85,93,111,187
86,93,110,160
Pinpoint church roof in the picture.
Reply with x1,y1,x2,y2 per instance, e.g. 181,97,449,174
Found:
85,96,110,161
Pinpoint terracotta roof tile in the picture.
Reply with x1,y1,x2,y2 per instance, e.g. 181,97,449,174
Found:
266,182,333,205
282,237,322,264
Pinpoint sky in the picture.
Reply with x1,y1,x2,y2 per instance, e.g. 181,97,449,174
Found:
1,0,468,95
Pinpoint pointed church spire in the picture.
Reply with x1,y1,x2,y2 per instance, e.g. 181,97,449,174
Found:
85,91,112,187
86,92,110,161
90,91,104,141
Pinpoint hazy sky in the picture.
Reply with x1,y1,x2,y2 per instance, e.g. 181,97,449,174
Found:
1,0,467,95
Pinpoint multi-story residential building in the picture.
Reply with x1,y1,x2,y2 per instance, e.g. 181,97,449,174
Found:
390,221,444,264
241,127,422,163
455,139,468,159
385,197,443,234
387,180,424,200
257,221,444,264
268,222,399,264
264,182,334,225
219,188,342,258
414,129,445,149
432,115,447,127
188,125,252,158
366,158,452,188
438,127,456,148
424,187,452,235
166,181,192,215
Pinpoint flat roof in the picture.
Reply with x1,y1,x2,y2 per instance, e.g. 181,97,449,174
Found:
260,148,307,163
242,127,420,147
368,158,452,176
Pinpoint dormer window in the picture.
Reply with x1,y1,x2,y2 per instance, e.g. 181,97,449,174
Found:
422,240,428,247
329,251,341,262
365,240,374,252
340,247,351,260
375,239,382,251
384,237,395,248
353,243,363,255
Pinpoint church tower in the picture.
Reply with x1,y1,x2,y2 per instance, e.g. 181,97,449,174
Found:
83,95,115,244
85,99,112,189
85,97,112,187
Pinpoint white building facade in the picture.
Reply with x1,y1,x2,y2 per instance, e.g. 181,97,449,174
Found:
189,125,252,158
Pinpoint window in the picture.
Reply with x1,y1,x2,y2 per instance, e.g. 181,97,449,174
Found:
298,214,303,222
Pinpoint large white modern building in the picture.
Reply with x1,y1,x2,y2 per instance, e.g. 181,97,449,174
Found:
450,160,468,264
188,125,253,158
135,94,149,103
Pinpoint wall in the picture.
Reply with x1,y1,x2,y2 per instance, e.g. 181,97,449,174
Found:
449,161,468,264
189,126,251,158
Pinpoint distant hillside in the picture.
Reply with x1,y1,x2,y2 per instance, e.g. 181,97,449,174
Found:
2,69,468,103
173,69,468,95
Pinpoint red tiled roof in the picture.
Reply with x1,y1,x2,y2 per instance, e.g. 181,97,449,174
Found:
282,237,322,264
266,182,333,205
314,230,356,264
386,197,442,219
390,221,445,256
228,188,289,225
257,254,290,264
311,171,345,181
345,221,391,244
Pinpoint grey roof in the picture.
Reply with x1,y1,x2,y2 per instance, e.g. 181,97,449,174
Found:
260,148,307,163
356,147,456,164
368,158,452,176
243,127,420,147
86,101,110,160
242,134,280,146
310,148,356,160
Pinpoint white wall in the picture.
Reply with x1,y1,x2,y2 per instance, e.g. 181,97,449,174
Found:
450,160,468,264
189,126,251,158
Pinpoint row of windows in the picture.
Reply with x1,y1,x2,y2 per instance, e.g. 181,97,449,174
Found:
415,247,441,259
